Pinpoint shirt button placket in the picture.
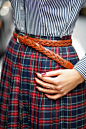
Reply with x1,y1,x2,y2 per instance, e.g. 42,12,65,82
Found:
20,2,25,32
20,6,23,11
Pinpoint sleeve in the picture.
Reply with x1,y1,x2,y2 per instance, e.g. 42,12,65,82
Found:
73,1,86,80
74,56,86,80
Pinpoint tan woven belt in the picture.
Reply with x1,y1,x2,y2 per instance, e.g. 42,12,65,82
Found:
13,31,73,69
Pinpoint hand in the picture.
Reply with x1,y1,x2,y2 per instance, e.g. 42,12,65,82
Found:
35,69,85,100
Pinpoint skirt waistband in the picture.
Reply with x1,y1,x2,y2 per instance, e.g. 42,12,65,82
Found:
13,30,73,69
15,28,71,40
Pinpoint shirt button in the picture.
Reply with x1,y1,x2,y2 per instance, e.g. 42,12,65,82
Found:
60,35,62,38
21,27,24,31
20,6,23,11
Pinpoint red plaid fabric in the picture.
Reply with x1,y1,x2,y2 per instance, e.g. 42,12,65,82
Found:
0,36,86,129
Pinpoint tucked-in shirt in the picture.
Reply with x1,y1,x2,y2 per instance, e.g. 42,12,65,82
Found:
1,0,86,79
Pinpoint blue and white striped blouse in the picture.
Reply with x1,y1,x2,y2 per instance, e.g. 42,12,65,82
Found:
1,0,86,79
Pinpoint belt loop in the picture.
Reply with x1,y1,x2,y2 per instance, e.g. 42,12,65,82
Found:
17,33,26,43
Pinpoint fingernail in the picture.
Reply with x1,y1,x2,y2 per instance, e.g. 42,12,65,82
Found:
34,78,37,81
45,94,48,97
34,72,37,77
35,72,38,75
36,87,38,90
34,78,36,83
42,72,46,75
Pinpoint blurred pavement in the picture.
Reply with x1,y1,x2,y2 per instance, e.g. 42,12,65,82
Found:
72,15,86,59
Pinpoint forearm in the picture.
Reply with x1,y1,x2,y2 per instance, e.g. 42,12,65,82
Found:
74,55,86,80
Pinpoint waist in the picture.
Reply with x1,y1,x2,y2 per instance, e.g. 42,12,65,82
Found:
14,29,72,47
13,29,73,69
15,29,71,41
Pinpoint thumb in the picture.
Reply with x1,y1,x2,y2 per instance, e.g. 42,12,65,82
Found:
41,69,62,77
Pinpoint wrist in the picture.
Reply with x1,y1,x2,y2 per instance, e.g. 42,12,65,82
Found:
73,69,85,84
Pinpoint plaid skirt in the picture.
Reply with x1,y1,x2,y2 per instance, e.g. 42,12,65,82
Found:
0,36,86,129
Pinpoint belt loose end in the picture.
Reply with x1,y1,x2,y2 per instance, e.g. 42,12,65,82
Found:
64,61,73,69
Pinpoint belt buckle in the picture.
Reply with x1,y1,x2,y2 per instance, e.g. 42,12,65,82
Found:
17,33,26,43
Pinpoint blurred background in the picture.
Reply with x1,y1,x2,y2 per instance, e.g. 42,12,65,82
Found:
0,1,86,76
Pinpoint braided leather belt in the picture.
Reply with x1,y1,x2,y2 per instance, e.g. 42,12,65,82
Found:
13,31,73,69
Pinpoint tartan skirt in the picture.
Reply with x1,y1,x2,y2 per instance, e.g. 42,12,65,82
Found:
0,36,86,129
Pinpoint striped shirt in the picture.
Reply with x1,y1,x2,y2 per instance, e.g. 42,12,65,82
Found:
1,0,86,79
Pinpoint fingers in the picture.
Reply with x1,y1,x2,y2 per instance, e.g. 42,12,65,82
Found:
45,93,63,100
41,69,63,77
36,86,58,94
36,73,56,85
35,77,56,89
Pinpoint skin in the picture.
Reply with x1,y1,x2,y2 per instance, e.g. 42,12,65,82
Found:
35,69,85,100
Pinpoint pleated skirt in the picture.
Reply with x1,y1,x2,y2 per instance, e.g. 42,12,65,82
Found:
0,36,86,129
